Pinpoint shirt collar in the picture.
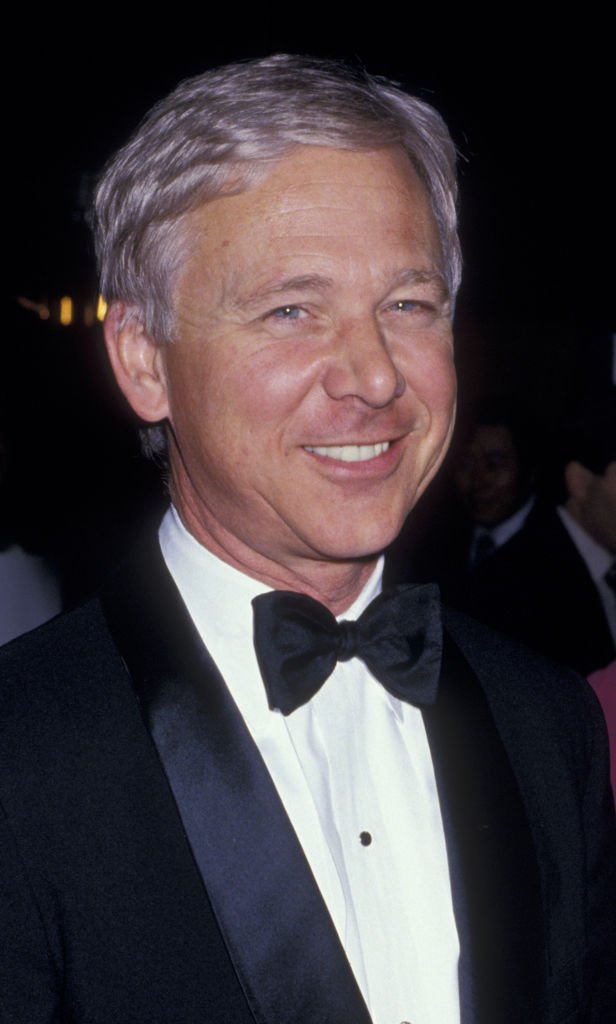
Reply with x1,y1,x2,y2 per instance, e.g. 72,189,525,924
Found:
557,505,613,582
475,494,535,548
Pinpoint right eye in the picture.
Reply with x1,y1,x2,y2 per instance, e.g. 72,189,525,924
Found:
266,305,307,321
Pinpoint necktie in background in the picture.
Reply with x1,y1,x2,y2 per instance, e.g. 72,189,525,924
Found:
470,529,496,568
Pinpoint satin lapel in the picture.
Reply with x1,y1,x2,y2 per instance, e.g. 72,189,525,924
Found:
424,630,545,1024
100,538,372,1024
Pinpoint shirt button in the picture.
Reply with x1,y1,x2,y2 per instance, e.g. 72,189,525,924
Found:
359,831,372,846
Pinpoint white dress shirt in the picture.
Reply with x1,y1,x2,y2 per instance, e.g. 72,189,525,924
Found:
159,506,460,1024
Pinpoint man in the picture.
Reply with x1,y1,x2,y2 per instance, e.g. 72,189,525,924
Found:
453,399,539,568
1,55,614,1024
405,399,541,595
465,398,616,675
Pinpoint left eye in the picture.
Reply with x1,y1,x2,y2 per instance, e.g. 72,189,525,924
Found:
269,305,305,320
391,300,427,313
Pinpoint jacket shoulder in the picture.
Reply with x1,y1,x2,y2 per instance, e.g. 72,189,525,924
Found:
443,600,614,817
0,600,144,779
443,602,609,760
0,598,122,685
443,603,593,704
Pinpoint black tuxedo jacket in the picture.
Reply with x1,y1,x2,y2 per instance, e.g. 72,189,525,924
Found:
1,539,615,1023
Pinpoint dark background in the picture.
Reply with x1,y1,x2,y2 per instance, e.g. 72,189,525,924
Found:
9,26,614,600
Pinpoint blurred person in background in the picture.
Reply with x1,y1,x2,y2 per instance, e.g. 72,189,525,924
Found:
465,394,616,675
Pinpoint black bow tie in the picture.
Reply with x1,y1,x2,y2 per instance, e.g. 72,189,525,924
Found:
252,584,442,716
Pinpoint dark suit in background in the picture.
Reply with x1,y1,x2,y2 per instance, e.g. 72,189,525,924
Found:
464,507,616,676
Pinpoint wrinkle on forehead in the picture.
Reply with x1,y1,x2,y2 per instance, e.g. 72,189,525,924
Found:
187,144,438,246
175,145,444,325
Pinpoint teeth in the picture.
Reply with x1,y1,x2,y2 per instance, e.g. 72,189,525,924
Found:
304,442,390,462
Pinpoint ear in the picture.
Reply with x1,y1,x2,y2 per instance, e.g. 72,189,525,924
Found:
103,302,170,423
564,460,592,502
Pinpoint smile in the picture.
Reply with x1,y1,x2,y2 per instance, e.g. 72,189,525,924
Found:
303,442,391,462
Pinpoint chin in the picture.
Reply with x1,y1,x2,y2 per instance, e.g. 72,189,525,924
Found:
313,517,406,564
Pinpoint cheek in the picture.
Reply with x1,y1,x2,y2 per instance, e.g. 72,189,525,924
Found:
410,346,456,424
181,349,314,472
225,347,321,443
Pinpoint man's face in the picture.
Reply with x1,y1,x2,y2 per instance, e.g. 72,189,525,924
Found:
455,424,525,527
161,146,456,575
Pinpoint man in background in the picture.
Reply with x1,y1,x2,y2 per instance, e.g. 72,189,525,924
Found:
401,398,540,601
466,396,615,674
453,398,539,569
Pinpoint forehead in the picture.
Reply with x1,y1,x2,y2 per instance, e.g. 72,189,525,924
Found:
178,145,442,295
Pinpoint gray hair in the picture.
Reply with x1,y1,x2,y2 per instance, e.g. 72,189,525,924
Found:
94,54,461,457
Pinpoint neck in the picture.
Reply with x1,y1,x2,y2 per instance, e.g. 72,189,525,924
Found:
172,496,380,617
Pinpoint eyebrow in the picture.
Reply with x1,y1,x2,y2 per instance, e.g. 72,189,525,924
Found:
392,268,449,298
239,267,449,311
241,274,334,310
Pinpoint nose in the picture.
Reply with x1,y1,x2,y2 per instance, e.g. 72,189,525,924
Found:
322,316,405,408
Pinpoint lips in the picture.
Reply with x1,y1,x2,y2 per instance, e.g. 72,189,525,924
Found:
303,441,391,463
